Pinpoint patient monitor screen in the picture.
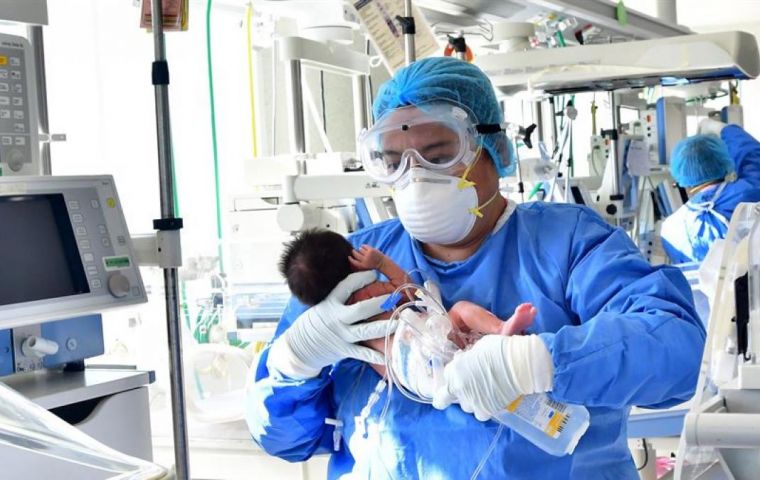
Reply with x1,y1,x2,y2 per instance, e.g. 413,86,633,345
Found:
0,194,90,306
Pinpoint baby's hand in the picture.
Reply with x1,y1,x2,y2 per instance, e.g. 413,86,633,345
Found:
500,303,537,336
349,245,386,271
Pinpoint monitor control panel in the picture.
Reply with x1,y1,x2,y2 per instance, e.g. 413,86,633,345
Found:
0,175,147,328
0,34,40,176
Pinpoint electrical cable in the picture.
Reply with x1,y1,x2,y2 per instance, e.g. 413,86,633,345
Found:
271,38,277,156
552,120,571,163
320,70,327,139
547,120,571,201
302,81,333,153
568,98,574,177
366,39,375,110
205,0,225,272
636,438,650,471
245,2,259,158
479,19,494,42
685,89,728,104
566,121,573,197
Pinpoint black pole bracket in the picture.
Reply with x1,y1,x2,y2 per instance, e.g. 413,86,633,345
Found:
152,60,170,86
153,218,184,231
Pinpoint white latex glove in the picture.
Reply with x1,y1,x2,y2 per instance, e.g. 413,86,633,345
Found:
699,118,727,136
268,271,395,379
432,335,554,422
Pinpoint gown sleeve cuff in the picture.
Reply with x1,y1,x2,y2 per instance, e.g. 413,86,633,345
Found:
267,337,323,380
538,331,556,356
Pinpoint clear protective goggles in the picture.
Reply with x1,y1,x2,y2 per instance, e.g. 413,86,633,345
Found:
358,102,500,184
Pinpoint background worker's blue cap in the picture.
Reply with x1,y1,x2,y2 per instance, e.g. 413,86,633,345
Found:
373,57,514,177
670,134,734,187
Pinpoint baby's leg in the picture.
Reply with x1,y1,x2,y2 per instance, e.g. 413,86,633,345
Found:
500,303,537,336
449,301,504,336
449,301,536,343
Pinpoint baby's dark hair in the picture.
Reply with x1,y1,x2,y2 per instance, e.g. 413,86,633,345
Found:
279,229,354,306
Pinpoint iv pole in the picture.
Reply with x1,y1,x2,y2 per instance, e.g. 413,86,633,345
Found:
149,0,191,478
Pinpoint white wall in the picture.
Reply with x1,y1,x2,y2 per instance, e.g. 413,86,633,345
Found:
43,0,251,258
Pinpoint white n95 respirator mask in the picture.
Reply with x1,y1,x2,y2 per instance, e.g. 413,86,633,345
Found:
393,167,495,245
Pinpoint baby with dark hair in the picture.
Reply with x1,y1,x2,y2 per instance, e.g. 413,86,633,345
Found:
279,229,535,343
279,229,408,307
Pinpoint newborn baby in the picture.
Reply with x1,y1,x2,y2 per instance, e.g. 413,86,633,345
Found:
279,229,536,378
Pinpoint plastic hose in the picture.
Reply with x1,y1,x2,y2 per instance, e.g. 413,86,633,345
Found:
206,0,225,272
246,3,259,158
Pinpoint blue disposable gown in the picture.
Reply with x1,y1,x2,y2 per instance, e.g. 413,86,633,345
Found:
246,203,705,479
662,125,760,264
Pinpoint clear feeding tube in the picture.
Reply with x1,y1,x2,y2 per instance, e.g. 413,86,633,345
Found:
381,282,590,458
382,282,458,404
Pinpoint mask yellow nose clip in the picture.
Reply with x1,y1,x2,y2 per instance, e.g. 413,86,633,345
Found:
457,146,482,190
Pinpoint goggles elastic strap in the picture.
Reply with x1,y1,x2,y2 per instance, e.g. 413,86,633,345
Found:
469,190,500,219
475,124,503,135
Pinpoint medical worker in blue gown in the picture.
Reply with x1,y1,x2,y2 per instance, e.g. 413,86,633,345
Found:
246,57,706,479
661,120,760,264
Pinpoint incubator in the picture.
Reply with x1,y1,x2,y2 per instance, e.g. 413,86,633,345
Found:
384,283,590,457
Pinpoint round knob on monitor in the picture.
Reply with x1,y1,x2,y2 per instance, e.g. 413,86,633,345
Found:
107,272,131,298
7,149,24,172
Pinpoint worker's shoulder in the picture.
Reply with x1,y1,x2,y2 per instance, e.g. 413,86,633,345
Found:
659,204,685,237
722,123,753,143
728,178,760,198
348,218,406,246
514,201,610,231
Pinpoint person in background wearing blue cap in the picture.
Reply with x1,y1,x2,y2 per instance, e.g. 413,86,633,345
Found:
246,57,705,479
661,119,760,264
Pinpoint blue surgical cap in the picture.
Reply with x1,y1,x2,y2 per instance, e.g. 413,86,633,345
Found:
670,134,734,187
373,57,514,177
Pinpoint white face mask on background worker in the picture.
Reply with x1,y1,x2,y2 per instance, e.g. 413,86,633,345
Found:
358,102,507,246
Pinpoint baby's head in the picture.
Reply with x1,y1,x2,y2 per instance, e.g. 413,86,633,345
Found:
279,229,354,306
